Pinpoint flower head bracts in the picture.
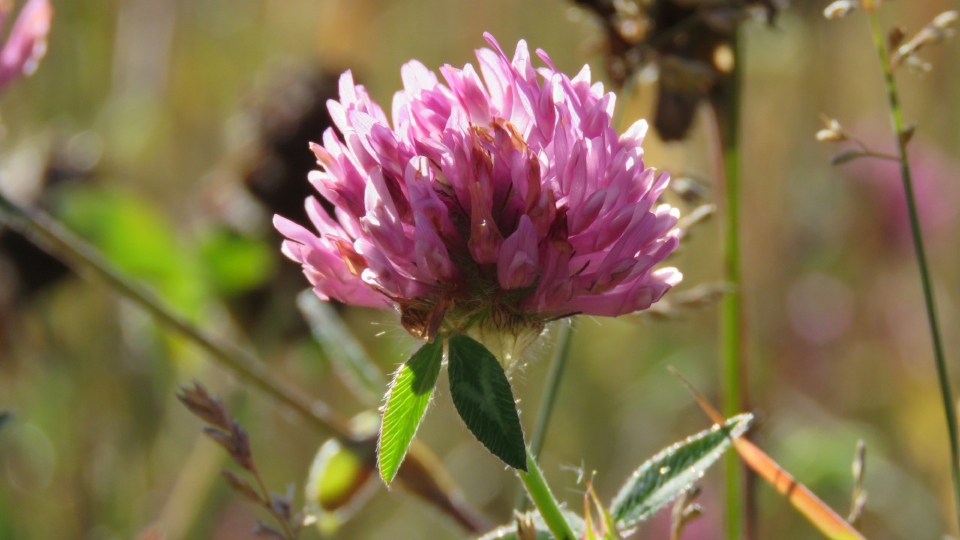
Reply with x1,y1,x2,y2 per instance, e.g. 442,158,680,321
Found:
276,33,681,345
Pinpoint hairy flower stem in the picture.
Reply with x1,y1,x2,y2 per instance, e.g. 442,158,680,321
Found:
718,30,748,540
517,320,576,511
867,10,960,532
518,447,577,540
0,191,491,534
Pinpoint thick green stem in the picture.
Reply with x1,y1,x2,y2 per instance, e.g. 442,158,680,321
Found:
718,30,747,540
517,448,577,540
867,10,960,533
517,320,576,511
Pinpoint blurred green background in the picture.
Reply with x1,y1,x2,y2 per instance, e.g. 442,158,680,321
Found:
1,0,959,539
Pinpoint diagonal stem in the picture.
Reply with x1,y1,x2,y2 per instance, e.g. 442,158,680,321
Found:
517,320,576,511
0,190,353,437
866,9,960,534
0,190,491,534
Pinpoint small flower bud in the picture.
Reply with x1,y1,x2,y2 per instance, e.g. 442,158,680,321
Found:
817,129,846,142
817,117,847,142
933,11,959,30
892,11,959,69
824,0,859,19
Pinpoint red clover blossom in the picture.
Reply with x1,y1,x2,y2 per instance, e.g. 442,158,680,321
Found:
276,33,681,365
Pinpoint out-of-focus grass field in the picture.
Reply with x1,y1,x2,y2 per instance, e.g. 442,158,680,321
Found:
1,1,959,539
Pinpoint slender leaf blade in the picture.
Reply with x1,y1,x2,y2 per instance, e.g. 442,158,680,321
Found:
734,437,866,540
378,339,444,484
298,291,386,406
671,367,867,540
610,414,753,528
448,334,526,470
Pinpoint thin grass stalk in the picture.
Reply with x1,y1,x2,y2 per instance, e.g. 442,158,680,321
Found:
716,29,748,540
516,320,576,511
530,320,576,459
866,9,960,532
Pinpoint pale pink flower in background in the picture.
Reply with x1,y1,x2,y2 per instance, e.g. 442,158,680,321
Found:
845,126,960,250
276,33,681,363
0,0,52,92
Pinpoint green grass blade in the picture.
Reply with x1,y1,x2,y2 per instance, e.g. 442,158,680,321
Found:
378,339,444,484
298,291,386,406
448,334,526,470
611,414,753,529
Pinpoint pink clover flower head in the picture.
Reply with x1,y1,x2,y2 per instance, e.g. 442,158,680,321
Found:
0,0,52,92
276,33,682,360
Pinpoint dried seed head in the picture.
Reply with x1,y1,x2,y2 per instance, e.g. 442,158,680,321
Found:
892,11,958,70
253,521,287,539
176,382,232,431
203,421,254,471
221,469,265,504
824,0,859,19
271,491,294,521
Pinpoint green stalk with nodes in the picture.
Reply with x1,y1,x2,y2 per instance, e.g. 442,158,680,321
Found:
862,3,960,532
718,29,748,540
